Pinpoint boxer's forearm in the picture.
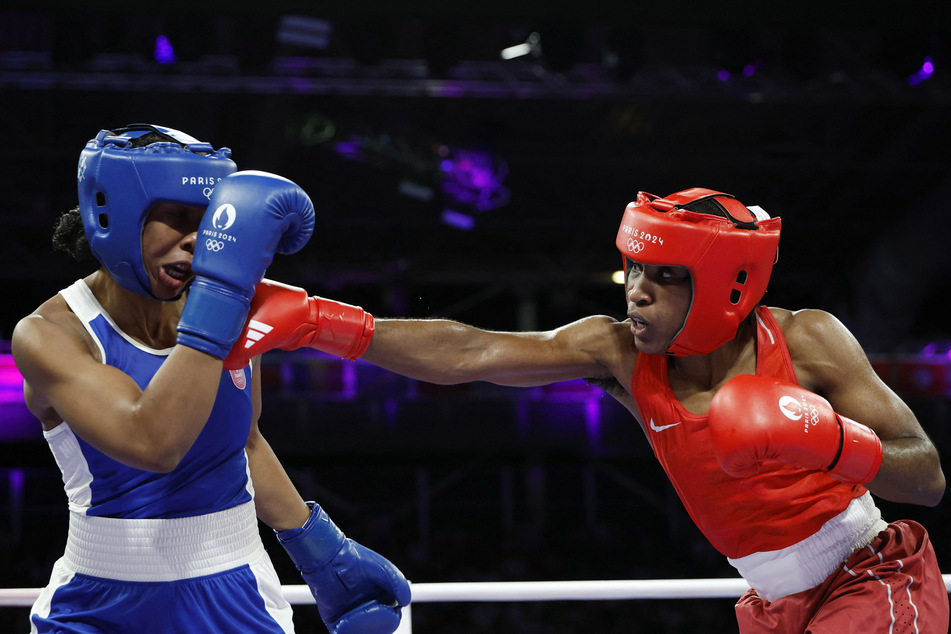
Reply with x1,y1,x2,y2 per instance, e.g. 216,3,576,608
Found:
364,318,600,387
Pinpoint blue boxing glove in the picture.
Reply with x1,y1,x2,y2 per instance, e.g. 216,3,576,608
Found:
277,503,411,634
177,171,315,358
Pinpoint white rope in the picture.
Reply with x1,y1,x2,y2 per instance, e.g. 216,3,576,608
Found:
403,578,754,602
3,576,951,607
0,588,44,607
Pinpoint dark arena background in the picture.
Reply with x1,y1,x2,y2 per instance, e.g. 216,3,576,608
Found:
1,2,950,632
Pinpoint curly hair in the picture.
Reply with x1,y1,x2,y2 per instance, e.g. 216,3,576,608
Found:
52,206,96,263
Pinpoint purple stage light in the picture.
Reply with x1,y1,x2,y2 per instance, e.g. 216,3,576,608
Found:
154,35,177,65
432,83,467,98
333,139,364,159
439,147,511,212
920,341,951,357
717,69,731,81
585,397,602,448
0,352,41,442
441,209,476,230
908,56,935,86
9,466,24,505
341,362,358,400
0,353,24,406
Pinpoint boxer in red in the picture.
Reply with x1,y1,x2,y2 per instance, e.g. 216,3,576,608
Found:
227,188,948,632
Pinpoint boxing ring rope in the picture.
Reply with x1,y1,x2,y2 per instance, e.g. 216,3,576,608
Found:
4,576,951,632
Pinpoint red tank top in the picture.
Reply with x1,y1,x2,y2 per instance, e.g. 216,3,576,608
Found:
631,306,865,558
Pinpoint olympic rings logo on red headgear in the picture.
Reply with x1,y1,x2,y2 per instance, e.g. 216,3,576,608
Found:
626,238,645,254
627,238,644,253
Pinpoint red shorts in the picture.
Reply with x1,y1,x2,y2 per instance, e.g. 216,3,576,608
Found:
735,520,948,633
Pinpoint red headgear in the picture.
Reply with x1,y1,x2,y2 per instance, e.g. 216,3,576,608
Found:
615,188,781,356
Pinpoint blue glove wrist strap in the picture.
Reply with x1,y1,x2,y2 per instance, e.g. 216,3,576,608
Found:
176,278,251,359
276,502,346,572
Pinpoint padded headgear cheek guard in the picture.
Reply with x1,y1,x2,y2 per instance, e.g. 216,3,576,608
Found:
615,188,781,356
77,124,237,298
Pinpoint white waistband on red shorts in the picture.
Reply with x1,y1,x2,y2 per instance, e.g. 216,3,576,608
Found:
728,491,888,602
63,500,265,582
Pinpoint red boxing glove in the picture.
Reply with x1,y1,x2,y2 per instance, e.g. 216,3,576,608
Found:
708,374,883,485
223,279,374,371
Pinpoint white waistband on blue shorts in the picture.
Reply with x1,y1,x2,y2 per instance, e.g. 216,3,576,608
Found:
728,491,888,602
63,500,265,582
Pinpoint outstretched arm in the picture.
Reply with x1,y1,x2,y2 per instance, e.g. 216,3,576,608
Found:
224,279,632,388
786,309,945,506
363,315,626,387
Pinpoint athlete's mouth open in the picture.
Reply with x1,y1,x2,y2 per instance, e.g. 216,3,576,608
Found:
629,314,648,335
163,263,191,282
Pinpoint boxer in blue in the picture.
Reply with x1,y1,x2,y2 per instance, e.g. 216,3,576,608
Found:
12,125,410,633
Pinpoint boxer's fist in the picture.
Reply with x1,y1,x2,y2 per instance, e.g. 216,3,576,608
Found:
708,374,882,484
177,172,315,358
223,279,374,370
277,503,411,634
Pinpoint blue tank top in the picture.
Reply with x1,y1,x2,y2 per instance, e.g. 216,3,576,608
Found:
45,280,254,519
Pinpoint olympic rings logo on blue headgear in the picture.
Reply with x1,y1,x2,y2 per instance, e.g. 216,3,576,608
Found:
205,239,225,252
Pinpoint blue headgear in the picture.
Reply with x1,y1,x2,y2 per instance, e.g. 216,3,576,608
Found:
77,123,237,298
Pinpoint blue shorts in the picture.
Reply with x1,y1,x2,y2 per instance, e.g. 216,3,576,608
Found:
30,502,295,633
31,558,294,633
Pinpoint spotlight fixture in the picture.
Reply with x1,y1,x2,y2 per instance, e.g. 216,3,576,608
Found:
500,32,541,61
